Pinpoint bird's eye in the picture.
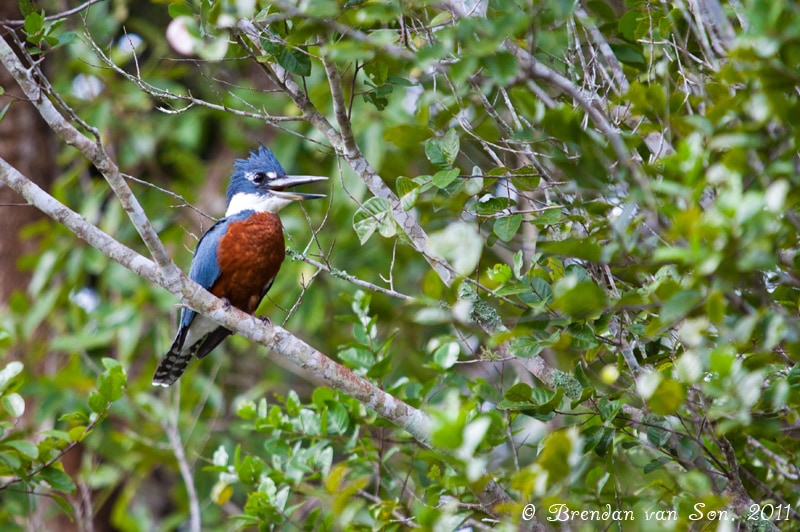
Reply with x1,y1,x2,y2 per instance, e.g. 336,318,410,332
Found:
252,172,267,184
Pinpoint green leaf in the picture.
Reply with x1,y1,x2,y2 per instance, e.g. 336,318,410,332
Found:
525,277,553,305
533,208,561,226
3,439,39,460
0,450,21,471
609,43,646,69
88,391,108,413
487,263,512,283
18,0,34,18
432,168,460,189
540,238,602,261
2,392,25,417
23,10,44,37
39,465,76,493
504,382,533,402
647,378,686,415
660,290,703,324
54,31,77,48
481,51,518,85
584,425,615,457
277,46,311,76
508,335,548,358
493,214,522,242
643,458,669,474
169,2,194,18
352,197,394,244
432,342,460,369
618,10,640,41
338,346,374,370
425,129,460,169
324,401,350,434
97,364,126,402
236,456,263,485
537,430,574,481
533,387,564,415
598,397,622,422
383,125,431,148
552,279,607,319
0,361,23,392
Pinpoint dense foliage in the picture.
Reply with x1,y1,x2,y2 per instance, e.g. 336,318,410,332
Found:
1,0,799,530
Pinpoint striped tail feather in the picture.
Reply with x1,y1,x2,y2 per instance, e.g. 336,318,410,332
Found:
152,326,232,387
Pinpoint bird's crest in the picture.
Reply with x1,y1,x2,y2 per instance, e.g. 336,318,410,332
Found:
227,145,286,202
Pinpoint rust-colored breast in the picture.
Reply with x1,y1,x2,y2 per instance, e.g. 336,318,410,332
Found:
212,212,285,313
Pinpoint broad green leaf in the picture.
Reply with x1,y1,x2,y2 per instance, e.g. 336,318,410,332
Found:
168,3,194,17
432,342,460,369
352,197,394,244
584,425,615,457
236,456,264,485
2,393,25,417
383,125,431,148
425,129,460,169
87,391,107,413
647,378,686,415
540,238,602,261
643,458,668,474
525,277,553,305
481,51,518,85
324,401,350,434
487,263,512,283
338,346,375,370
0,361,23,392
552,279,607,319
39,466,76,493
23,10,44,37
504,382,533,402
646,422,670,447
508,336,545,359
3,439,38,460
660,290,703,324
493,214,522,242
432,168,460,189
97,365,125,402
537,429,575,482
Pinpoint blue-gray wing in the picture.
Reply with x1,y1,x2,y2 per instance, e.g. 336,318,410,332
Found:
178,218,229,330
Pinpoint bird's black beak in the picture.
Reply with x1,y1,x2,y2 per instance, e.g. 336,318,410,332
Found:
268,175,328,201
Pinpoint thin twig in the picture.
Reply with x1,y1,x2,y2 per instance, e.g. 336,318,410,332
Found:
162,402,202,532
1,0,104,25
286,248,415,301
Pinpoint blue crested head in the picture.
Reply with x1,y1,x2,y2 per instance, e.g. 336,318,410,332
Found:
226,145,287,203
223,145,328,217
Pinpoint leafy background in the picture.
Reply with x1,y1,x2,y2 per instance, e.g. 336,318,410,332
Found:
1,0,799,530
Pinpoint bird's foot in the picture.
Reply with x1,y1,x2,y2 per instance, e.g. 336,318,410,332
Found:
258,315,272,325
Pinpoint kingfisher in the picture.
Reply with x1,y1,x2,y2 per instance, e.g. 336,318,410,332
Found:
152,145,327,387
